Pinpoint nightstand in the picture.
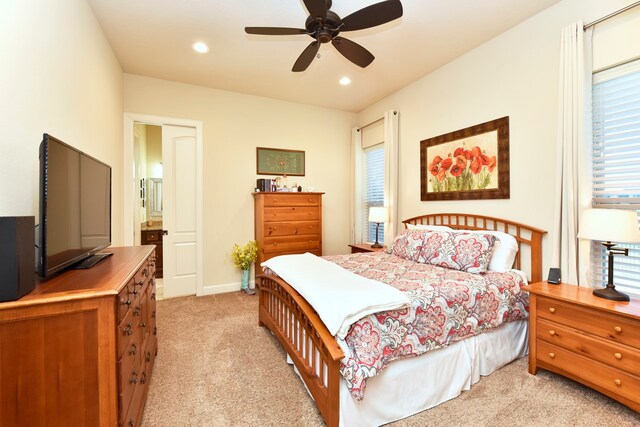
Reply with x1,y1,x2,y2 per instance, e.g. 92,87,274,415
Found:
523,281,640,412
348,243,385,254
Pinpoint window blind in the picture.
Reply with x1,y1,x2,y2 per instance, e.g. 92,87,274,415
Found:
362,143,385,244
591,59,640,296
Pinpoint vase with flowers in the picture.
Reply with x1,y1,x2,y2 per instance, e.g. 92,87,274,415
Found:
231,240,259,295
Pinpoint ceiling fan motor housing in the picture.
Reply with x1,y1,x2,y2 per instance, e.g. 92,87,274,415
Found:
305,11,341,43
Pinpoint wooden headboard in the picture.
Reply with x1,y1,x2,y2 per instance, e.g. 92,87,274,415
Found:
402,213,547,282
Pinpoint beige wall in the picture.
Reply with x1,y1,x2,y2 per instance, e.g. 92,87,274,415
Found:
0,0,123,244
124,74,356,290
355,0,638,276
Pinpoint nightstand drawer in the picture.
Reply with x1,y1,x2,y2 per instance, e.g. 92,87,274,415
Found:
263,194,320,207
537,297,640,348
537,318,640,376
537,341,640,403
264,207,320,222
265,221,320,237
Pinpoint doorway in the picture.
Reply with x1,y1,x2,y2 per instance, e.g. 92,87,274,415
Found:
124,113,204,299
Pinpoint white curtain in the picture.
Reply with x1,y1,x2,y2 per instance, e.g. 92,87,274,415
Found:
552,22,593,285
383,110,399,244
349,127,363,244
350,110,399,245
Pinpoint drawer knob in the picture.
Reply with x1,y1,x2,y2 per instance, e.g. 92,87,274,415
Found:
614,379,622,386
548,352,556,359
273,243,278,246
548,307,556,313
614,326,622,333
614,352,622,360
548,330,556,336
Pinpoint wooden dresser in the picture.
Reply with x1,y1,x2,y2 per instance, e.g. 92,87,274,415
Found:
253,192,323,270
141,228,163,278
0,246,158,427
524,282,640,412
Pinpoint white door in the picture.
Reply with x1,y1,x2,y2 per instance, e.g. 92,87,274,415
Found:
162,125,197,298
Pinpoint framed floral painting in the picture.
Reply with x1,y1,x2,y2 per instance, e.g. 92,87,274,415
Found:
420,117,510,201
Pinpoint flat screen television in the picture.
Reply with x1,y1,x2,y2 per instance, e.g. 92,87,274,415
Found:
37,134,112,278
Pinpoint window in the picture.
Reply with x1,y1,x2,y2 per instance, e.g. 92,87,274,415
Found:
591,59,640,296
362,143,385,244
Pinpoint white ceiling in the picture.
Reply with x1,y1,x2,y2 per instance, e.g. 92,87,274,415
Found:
88,0,561,112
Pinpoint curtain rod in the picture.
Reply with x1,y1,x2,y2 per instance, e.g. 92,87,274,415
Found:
584,1,640,29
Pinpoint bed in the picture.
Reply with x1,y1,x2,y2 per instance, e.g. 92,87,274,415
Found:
256,213,546,426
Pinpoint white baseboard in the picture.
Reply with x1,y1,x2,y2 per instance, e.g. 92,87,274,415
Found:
198,280,256,296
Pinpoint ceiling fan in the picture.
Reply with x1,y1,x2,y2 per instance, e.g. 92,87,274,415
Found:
245,0,403,72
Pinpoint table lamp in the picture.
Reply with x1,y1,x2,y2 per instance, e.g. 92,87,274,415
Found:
368,207,388,248
577,208,640,301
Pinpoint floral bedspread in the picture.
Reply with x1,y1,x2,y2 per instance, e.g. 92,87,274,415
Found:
322,252,529,401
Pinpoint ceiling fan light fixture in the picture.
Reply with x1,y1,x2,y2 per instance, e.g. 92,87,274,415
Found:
339,76,351,85
191,42,209,53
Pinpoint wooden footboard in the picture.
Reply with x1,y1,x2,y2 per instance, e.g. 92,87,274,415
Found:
256,274,344,427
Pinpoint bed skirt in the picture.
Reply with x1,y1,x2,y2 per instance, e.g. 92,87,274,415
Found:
289,319,528,426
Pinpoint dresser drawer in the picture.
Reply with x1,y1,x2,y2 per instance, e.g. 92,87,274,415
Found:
537,318,640,376
537,341,640,404
117,305,137,359
141,230,161,242
263,194,320,207
261,249,321,264
537,297,640,348
117,279,134,324
265,221,320,237
117,347,140,425
262,236,321,254
264,206,320,222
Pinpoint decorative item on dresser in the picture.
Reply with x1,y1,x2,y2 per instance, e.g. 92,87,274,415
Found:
348,243,385,254
253,192,323,272
0,246,158,427
577,208,640,301
141,228,163,278
524,281,640,413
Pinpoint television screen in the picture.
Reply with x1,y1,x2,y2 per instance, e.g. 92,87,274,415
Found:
38,134,112,277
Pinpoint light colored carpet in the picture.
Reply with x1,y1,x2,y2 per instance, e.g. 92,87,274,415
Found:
142,292,640,426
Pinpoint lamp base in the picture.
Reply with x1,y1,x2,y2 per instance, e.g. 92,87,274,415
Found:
593,286,630,302
370,243,383,248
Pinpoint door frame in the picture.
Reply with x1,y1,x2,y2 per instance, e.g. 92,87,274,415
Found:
123,112,204,296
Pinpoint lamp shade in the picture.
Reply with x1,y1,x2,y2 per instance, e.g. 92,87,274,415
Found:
578,208,640,243
368,206,388,223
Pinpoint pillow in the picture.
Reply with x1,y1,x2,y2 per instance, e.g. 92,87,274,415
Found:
417,231,497,274
387,229,428,261
406,223,452,231
463,230,519,272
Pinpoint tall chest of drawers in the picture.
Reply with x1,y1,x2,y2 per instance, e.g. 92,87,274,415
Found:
253,192,324,270
0,246,157,426
524,282,640,412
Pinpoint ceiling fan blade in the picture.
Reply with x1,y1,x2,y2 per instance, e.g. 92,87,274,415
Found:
303,0,327,19
245,27,308,36
331,37,374,68
292,41,320,72
340,0,403,32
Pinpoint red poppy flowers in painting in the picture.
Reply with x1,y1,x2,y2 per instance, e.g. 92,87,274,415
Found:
429,146,497,192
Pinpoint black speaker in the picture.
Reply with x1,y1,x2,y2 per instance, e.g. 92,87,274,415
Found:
0,216,36,302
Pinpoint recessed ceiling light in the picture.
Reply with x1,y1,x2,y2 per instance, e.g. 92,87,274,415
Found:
191,42,209,53
339,77,351,86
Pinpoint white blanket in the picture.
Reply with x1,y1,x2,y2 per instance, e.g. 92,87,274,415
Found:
262,253,410,339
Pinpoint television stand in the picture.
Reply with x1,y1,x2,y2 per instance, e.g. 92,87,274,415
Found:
74,252,113,269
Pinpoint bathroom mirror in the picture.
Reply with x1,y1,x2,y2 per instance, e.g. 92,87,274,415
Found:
148,178,163,217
